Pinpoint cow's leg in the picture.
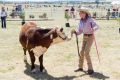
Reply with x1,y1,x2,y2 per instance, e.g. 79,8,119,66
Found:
28,50,36,73
39,54,45,72
23,48,27,63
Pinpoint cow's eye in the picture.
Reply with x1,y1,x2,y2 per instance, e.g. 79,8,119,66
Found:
60,28,63,32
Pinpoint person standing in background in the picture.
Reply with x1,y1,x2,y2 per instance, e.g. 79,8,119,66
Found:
0,7,7,28
106,9,110,20
70,6,75,18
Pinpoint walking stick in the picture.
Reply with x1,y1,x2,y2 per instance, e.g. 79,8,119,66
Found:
91,23,101,63
75,33,80,57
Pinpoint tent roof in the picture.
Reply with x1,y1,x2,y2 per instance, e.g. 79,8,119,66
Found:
111,1,120,5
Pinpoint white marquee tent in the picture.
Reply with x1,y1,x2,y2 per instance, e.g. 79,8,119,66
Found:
111,0,120,5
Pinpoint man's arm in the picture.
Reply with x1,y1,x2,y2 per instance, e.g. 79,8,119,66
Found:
91,19,99,31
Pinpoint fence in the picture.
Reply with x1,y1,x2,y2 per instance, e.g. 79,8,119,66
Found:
5,7,120,21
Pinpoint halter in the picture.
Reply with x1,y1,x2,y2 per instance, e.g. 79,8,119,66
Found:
58,35,67,40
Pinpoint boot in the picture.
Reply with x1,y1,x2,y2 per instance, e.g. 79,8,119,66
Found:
74,68,83,72
88,69,94,75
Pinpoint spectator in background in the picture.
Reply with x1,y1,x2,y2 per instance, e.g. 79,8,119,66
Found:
112,8,116,18
7,7,8,11
0,7,7,28
93,12,97,19
65,9,70,21
106,9,111,20
70,6,75,18
116,9,119,18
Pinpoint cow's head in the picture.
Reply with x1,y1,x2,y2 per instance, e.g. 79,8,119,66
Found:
49,27,69,44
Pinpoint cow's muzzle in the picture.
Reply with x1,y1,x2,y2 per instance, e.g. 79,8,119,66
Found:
59,35,67,40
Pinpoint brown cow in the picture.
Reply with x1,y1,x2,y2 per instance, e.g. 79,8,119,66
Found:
19,21,71,72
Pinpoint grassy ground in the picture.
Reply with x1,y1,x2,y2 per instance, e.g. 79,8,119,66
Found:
0,11,120,80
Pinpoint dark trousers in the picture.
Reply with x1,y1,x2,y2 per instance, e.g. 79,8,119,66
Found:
1,17,6,28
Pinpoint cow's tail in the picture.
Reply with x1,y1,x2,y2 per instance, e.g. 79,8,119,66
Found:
26,37,29,50
23,38,29,64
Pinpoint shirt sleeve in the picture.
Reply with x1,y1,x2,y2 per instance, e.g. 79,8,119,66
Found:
76,23,83,35
91,19,99,31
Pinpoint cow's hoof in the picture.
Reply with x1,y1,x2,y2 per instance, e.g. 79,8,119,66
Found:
24,59,27,63
24,56,27,63
31,69,37,73
40,68,47,73
42,68,47,73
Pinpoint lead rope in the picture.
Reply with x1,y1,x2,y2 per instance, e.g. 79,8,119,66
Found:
75,33,80,57
70,30,80,57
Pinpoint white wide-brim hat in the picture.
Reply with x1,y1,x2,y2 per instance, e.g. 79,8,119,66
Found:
77,7,90,15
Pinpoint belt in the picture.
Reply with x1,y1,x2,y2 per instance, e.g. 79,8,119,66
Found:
84,34,93,37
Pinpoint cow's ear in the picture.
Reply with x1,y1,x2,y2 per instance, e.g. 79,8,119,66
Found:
60,28,63,32
50,34,53,39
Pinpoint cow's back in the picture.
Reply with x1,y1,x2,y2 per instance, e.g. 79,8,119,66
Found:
19,21,37,48
21,21,37,34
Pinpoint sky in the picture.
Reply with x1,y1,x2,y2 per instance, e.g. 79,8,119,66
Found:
0,0,114,2
0,0,99,2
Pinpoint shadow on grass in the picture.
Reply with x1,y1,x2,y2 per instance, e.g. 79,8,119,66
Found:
90,72,109,80
24,62,76,80
79,70,109,80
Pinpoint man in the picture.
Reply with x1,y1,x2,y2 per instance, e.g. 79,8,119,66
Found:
106,9,110,20
70,6,75,18
72,7,99,75
0,7,7,28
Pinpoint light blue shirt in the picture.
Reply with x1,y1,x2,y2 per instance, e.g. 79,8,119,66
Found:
0,11,7,17
76,17,99,35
